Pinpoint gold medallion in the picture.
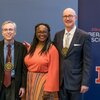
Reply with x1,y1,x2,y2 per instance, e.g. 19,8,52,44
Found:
5,62,13,71
62,47,68,56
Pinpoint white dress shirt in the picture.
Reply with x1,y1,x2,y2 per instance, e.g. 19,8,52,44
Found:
63,25,76,48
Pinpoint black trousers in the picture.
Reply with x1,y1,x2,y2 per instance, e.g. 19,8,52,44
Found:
0,79,16,100
59,81,82,100
59,88,82,100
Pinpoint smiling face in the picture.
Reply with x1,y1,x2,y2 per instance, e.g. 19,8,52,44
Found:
2,22,16,42
63,8,77,32
36,25,49,43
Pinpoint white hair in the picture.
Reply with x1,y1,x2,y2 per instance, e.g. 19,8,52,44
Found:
2,20,17,31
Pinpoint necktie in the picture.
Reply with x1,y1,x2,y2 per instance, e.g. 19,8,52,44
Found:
64,33,70,48
62,33,70,56
3,44,12,87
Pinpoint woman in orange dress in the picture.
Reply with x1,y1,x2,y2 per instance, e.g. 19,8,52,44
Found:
24,23,59,100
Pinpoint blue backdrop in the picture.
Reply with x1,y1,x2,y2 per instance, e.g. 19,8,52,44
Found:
79,0,100,99
0,0,78,42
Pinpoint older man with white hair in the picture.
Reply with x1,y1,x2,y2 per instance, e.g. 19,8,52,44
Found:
0,20,27,100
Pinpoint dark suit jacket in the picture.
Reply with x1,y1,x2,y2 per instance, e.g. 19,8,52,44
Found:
54,28,92,91
0,40,27,99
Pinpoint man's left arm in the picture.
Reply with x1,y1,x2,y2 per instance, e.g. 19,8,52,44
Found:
19,45,27,97
81,34,92,93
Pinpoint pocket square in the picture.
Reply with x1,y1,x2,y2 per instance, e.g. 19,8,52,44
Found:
74,44,81,46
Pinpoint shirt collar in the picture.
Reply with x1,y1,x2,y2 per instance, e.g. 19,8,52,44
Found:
65,25,76,35
4,40,14,45
4,40,14,48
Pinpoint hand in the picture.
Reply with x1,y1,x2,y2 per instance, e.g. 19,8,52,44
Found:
23,41,30,50
19,88,25,98
80,85,89,93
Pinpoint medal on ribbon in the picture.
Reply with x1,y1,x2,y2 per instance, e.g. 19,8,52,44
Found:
5,62,13,71
62,47,68,56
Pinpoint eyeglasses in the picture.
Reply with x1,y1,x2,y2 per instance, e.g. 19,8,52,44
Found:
63,15,75,19
2,28,15,32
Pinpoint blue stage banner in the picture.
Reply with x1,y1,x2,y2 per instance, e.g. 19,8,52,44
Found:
78,0,100,100
0,0,78,42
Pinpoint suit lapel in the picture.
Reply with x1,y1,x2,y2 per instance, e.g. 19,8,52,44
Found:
59,30,65,56
14,41,19,67
66,28,79,56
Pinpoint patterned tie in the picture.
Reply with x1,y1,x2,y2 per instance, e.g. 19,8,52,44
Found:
3,44,12,87
62,33,70,56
